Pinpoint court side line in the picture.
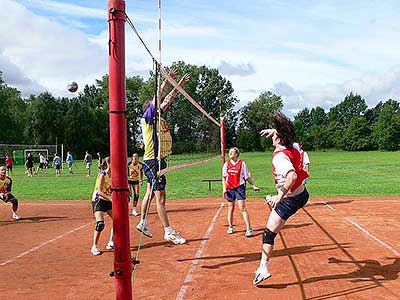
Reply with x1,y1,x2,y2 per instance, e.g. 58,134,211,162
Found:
0,220,94,266
176,202,224,300
345,218,400,257
322,201,335,211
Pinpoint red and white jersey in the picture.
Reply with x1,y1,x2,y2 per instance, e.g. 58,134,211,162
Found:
222,159,250,190
272,144,308,192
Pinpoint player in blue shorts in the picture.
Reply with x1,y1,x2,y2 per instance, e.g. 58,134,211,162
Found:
253,113,309,285
0,166,21,220
222,147,260,237
90,157,114,256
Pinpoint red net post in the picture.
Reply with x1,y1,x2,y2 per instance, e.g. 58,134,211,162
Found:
108,1,132,299
220,118,225,167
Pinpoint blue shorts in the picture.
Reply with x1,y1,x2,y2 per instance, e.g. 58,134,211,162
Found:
143,159,167,191
275,188,309,220
225,184,246,201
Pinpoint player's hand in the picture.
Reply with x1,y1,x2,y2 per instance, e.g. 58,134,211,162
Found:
260,129,276,138
252,185,261,192
179,73,190,85
169,68,178,80
139,179,144,186
264,194,281,209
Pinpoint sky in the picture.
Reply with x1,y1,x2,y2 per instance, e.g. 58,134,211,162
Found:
1,0,400,116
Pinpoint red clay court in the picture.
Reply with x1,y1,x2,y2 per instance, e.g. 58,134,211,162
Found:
1,197,399,299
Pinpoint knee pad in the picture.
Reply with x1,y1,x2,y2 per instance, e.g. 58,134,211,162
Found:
95,221,105,232
9,197,18,209
133,194,139,202
263,228,277,245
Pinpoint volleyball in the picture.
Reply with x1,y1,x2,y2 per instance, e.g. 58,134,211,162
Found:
67,81,78,93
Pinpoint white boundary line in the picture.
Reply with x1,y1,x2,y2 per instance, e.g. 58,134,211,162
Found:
0,220,94,266
345,218,400,257
322,201,336,211
176,203,224,300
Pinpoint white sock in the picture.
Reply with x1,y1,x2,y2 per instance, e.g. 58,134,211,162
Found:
259,259,268,269
140,219,146,226
164,226,173,234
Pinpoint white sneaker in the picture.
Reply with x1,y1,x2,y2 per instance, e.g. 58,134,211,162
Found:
227,226,234,234
12,212,21,220
91,245,101,256
136,222,152,237
253,267,272,285
131,208,140,216
245,228,253,237
105,240,114,250
164,229,186,245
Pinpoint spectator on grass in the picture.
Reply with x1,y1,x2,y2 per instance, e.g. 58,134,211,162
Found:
222,147,260,237
90,157,113,256
97,152,102,171
26,153,34,177
136,68,190,245
5,155,13,176
66,151,73,175
84,151,93,177
53,153,62,176
0,166,21,220
253,112,309,285
128,153,144,216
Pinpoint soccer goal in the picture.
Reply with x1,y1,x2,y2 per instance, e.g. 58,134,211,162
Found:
0,144,62,166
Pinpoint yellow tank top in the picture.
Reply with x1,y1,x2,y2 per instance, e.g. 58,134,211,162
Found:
128,162,143,181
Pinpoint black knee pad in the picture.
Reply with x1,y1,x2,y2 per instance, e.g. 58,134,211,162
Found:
9,197,18,209
263,228,277,245
133,194,139,202
95,221,105,232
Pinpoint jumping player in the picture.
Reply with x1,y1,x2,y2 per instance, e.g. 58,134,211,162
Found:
223,147,260,237
128,153,143,216
90,157,114,256
136,69,190,245
0,166,21,220
253,112,309,285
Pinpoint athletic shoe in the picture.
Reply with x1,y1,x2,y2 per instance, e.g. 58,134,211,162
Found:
227,226,234,234
91,245,101,256
105,240,114,250
12,212,21,220
253,267,272,285
131,208,140,216
245,228,253,237
164,229,186,245
136,222,152,237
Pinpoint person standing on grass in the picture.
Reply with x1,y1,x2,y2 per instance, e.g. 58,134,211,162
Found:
253,112,309,285
5,155,13,176
66,151,74,175
84,151,93,177
128,153,143,216
0,166,20,220
97,152,102,171
136,69,190,245
90,157,114,256
222,147,260,237
25,153,34,177
53,153,62,176
36,153,47,175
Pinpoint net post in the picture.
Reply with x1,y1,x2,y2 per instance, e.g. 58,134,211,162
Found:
108,1,132,300
220,117,225,167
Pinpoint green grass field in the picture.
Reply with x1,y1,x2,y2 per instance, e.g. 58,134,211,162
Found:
8,150,400,201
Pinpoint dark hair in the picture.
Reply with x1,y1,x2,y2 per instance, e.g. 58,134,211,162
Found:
100,156,110,170
272,112,297,149
143,98,153,112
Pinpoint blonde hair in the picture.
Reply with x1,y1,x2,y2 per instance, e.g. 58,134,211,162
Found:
229,147,240,157
100,156,110,170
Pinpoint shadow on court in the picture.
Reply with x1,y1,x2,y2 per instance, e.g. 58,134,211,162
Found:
130,237,209,251
307,200,353,207
145,206,213,216
0,216,68,226
257,258,400,299
176,243,349,270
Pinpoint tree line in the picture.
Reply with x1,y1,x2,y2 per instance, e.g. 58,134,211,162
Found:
1,62,399,158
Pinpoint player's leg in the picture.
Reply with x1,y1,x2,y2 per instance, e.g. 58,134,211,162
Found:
105,209,114,250
238,199,252,237
8,195,20,220
131,184,140,216
136,182,153,237
92,211,105,255
227,199,235,234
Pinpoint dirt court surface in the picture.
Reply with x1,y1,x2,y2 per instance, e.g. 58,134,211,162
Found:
1,196,399,300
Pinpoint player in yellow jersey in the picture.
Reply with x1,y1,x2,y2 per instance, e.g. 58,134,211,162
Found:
0,166,21,220
128,153,143,216
136,69,190,245
90,157,114,256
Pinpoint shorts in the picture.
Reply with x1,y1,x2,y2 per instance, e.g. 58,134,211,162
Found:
142,158,166,191
275,188,309,221
92,198,112,213
128,180,139,185
39,163,45,169
1,193,18,207
86,162,92,169
6,166,12,171
225,184,246,201
55,164,61,170
26,163,33,168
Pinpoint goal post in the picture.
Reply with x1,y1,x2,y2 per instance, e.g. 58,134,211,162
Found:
0,144,62,165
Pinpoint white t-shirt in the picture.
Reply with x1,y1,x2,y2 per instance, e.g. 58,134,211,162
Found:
222,159,251,186
39,155,46,164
